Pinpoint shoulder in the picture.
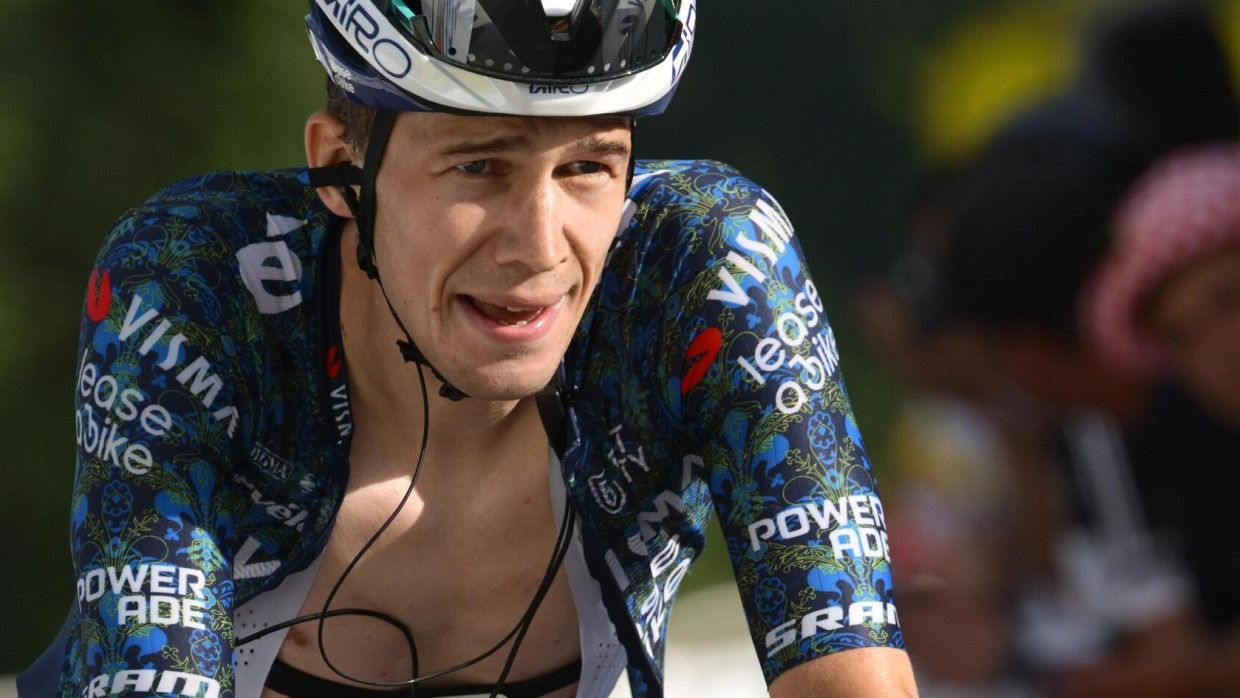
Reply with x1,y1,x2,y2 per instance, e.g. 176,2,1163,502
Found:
624,159,793,253
112,167,324,256
96,167,335,319
630,159,778,210
84,168,338,443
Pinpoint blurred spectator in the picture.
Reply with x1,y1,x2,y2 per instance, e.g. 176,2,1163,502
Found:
1085,143,1240,429
934,108,1240,698
879,4,1240,696
1065,143,1240,697
939,131,1201,682
859,171,1033,694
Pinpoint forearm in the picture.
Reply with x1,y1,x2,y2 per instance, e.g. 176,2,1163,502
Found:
768,648,918,698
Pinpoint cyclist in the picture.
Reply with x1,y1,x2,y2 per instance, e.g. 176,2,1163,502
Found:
20,1,915,696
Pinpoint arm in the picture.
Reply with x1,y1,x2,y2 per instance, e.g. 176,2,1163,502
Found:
770,648,917,698
664,162,917,695
57,208,251,697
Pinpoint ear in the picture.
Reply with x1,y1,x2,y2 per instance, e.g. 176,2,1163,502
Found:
305,110,358,219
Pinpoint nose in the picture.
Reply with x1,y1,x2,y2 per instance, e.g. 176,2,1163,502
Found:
493,173,570,273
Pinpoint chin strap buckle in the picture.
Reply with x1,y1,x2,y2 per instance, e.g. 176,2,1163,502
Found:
397,338,427,364
397,339,469,401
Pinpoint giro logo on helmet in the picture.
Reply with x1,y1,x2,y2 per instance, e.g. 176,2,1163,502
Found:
371,39,412,78
529,85,590,95
308,0,697,116
670,2,697,81
319,0,413,79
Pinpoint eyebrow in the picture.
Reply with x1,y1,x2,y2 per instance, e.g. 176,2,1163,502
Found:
439,134,532,157
574,134,632,160
437,132,630,159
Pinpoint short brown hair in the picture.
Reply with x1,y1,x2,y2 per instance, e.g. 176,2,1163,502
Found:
326,79,378,154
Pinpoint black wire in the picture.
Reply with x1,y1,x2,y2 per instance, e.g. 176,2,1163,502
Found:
489,501,576,698
298,361,578,691
231,348,578,694
252,106,584,693
313,362,433,688
236,608,417,677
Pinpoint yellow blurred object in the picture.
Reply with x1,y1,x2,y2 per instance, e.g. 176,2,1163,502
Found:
1218,0,1240,94
917,0,1240,165
888,394,1009,508
915,0,1085,164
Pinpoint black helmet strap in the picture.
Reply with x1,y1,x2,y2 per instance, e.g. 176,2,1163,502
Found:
306,110,638,404
308,109,469,401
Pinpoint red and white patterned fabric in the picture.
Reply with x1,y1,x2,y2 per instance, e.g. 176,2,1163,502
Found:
1082,142,1240,375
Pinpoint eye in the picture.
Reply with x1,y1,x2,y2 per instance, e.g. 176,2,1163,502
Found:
455,160,490,175
566,161,605,176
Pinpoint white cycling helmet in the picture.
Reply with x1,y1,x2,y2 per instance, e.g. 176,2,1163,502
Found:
306,0,697,400
305,0,697,116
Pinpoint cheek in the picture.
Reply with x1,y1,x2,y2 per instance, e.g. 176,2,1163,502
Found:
578,201,625,267
1172,335,1234,398
576,238,616,297
378,202,478,270
1198,312,1240,371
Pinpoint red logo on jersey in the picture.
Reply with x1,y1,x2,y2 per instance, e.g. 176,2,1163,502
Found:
326,345,342,380
681,327,722,395
86,267,112,323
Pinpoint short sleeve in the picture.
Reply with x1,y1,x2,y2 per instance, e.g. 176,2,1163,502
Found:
60,209,253,697
664,163,903,684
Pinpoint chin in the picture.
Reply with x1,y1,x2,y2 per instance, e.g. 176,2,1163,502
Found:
438,359,560,402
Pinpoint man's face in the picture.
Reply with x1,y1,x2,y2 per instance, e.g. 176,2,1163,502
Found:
369,112,631,401
1147,248,1240,425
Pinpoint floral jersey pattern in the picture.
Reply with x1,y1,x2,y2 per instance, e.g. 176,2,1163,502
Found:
22,160,901,698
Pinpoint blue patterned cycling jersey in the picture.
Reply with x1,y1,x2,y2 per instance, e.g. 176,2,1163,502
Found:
21,160,901,698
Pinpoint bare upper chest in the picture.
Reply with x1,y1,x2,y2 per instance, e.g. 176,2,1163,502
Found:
266,449,581,696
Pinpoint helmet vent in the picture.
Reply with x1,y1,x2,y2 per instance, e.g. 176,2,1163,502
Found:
549,17,572,41
541,0,579,18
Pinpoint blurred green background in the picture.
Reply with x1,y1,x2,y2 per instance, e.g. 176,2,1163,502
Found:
4,0,1239,674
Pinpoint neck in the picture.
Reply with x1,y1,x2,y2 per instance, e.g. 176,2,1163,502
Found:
337,225,546,480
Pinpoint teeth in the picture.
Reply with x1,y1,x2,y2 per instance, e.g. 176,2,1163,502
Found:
499,306,538,325
468,296,551,326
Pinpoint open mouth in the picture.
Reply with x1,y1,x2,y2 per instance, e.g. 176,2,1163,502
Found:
466,297,557,327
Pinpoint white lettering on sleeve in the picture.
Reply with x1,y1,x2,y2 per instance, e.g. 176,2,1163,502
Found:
236,240,304,314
